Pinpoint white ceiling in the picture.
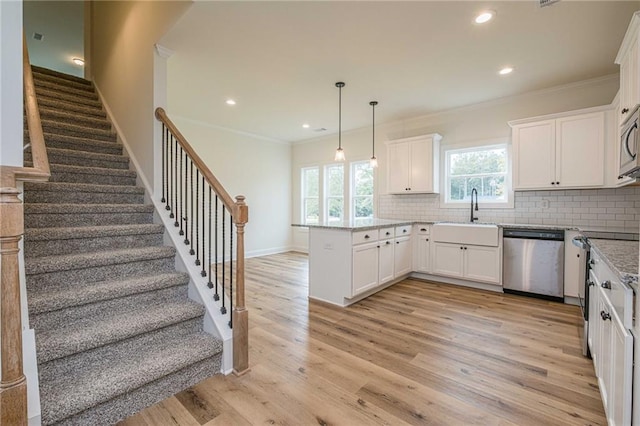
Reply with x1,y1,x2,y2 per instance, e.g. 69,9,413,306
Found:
161,1,639,144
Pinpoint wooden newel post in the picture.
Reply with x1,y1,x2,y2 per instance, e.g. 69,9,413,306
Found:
232,195,249,376
0,178,28,425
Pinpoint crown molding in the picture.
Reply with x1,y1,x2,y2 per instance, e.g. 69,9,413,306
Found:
155,44,174,59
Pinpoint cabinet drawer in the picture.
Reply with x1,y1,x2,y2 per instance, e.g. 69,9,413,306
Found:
416,225,430,235
379,227,394,240
395,225,412,237
353,229,378,245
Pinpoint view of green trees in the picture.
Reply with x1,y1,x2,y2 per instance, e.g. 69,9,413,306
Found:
353,163,374,219
303,168,319,223
449,148,506,201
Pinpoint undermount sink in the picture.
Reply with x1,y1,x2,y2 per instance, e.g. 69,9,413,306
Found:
432,222,499,247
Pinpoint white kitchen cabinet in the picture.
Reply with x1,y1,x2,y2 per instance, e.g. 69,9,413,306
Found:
563,231,581,298
511,112,605,190
378,235,395,284
413,225,431,274
394,236,412,278
352,242,379,296
432,242,500,284
610,310,633,426
616,12,640,124
386,134,441,194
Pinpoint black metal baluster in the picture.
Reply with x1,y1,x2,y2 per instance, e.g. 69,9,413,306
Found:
182,151,189,242
213,195,219,300
188,160,194,252
173,138,179,225
220,206,226,315
229,219,234,328
195,169,200,265
161,125,166,204
178,147,184,234
201,175,207,276
169,134,175,218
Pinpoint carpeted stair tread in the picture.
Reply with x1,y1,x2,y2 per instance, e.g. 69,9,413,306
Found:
25,245,175,276
39,331,220,425
26,146,129,169
38,107,112,130
35,298,206,363
28,271,189,315
27,132,123,155
37,96,105,119
45,163,136,183
40,118,116,142
35,86,103,109
25,223,162,242
25,183,144,205
32,65,92,86
34,79,99,101
25,203,155,228
25,203,154,215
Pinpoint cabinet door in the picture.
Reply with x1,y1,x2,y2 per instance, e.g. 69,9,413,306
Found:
619,37,639,120
556,113,605,188
378,240,395,284
596,292,613,416
464,245,500,284
415,235,431,273
610,313,633,426
513,121,556,189
409,138,433,192
352,243,379,296
387,142,410,193
587,272,598,356
432,242,464,278
563,231,582,298
394,236,412,278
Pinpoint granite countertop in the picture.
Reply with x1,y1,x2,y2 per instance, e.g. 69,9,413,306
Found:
291,218,413,231
588,238,639,292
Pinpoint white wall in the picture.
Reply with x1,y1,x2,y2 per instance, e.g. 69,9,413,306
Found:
0,0,23,167
292,75,621,250
170,117,292,257
90,1,191,189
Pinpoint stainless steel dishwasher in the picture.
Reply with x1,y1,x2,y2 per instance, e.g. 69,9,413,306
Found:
503,228,565,301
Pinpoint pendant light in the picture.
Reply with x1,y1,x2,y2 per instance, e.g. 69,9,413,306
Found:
369,101,378,168
334,82,346,161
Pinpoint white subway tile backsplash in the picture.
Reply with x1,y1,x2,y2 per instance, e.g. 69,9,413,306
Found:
377,187,640,232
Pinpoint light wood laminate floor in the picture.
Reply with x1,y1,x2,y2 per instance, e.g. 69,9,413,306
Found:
120,252,605,425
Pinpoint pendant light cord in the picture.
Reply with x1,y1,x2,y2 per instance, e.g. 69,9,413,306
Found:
338,84,342,150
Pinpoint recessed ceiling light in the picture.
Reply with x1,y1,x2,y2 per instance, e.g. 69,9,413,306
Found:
499,67,514,75
225,99,236,105
475,11,495,24
302,123,310,129
72,58,84,66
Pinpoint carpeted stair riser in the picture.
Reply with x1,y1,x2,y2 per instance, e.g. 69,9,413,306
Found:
25,148,130,170
32,71,93,93
38,107,112,131
37,97,105,119
25,224,164,258
35,299,205,364
28,272,190,316
25,132,123,155
45,165,137,186
25,204,155,228
31,285,191,334
35,86,103,110
40,119,116,142
32,65,93,87
34,79,98,101
24,182,144,204
26,249,176,291
47,353,221,426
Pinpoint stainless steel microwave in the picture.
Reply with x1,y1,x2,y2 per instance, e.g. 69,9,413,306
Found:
619,105,640,178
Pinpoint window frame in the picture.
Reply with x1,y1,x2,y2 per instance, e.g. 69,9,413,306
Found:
301,166,320,225
324,163,345,223
350,160,375,222
440,140,514,209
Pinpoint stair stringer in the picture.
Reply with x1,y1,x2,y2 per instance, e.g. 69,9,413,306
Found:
92,82,234,375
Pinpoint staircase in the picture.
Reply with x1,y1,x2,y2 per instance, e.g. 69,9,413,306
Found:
23,66,223,425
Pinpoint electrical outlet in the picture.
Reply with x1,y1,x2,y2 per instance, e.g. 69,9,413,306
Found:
323,243,333,250
540,199,550,209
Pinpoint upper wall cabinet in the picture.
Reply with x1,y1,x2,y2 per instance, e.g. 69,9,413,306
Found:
386,134,442,194
615,12,640,126
510,110,606,191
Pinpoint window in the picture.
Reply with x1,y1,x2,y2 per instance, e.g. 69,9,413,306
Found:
444,143,511,207
301,167,319,224
325,164,344,222
351,161,374,221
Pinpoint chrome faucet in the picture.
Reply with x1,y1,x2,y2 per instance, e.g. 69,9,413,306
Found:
470,188,479,223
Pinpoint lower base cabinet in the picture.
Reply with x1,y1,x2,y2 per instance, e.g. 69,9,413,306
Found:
394,236,412,277
432,242,500,284
352,242,379,296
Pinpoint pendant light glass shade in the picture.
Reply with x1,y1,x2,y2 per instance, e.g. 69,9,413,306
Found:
334,82,345,161
369,101,378,168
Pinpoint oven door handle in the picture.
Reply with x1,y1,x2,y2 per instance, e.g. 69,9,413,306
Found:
624,121,638,160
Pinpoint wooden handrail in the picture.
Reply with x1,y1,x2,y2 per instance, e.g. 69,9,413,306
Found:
0,34,51,426
155,107,249,376
155,108,237,217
